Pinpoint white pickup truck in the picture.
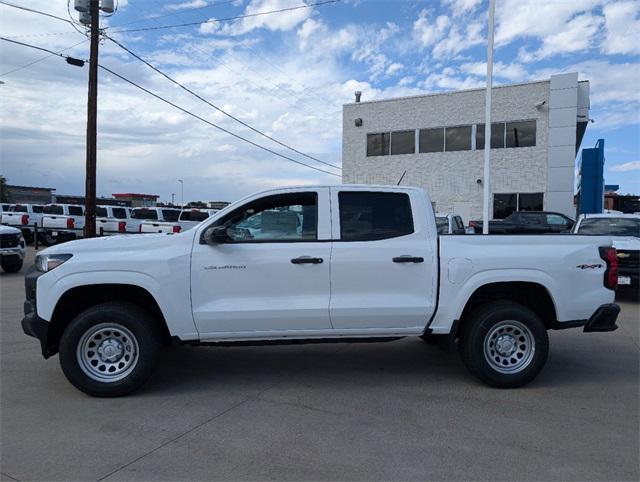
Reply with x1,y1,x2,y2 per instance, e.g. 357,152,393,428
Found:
127,207,181,234
95,205,130,236
41,204,85,245
21,185,620,397
1,203,44,244
140,208,217,234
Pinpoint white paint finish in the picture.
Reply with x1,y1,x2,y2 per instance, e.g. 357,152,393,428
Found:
549,88,578,109
548,126,577,147
549,72,579,90
548,145,577,168
547,166,576,192
549,107,579,128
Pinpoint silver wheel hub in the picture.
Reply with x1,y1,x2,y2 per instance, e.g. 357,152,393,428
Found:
77,323,139,383
484,320,535,374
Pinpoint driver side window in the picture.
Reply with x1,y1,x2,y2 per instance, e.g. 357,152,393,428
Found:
219,192,317,242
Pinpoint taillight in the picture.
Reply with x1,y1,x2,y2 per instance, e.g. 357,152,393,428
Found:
21,214,29,225
66,218,74,229
599,247,618,290
172,225,181,233
118,221,126,233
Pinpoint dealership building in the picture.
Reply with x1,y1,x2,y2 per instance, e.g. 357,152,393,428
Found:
342,73,590,222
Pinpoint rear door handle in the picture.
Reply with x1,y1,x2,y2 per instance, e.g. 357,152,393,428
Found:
393,256,424,263
291,256,323,264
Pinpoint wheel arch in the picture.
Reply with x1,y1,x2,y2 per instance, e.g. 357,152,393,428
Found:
46,284,171,357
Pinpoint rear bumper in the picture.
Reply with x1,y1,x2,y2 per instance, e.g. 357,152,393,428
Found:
583,303,620,332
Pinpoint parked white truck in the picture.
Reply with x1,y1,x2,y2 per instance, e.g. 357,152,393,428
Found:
1,203,44,244
140,208,217,234
0,224,26,272
22,185,620,396
41,204,85,245
127,207,181,234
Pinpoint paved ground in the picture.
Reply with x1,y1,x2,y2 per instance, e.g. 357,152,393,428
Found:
1,247,638,481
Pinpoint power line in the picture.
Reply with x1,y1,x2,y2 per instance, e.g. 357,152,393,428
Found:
0,0,74,25
0,38,88,76
111,0,238,29
0,36,340,178
98,63,341,177
108,0,340,34
105,35,341,171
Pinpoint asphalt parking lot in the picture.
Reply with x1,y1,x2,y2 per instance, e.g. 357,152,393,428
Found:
1,247,638,481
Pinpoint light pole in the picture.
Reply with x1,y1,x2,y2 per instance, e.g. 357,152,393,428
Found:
171,193,175,205
482,0,496,234
178,180,184,208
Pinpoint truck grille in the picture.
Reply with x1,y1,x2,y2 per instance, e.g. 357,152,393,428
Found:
617,250,639,270
0,233,21,248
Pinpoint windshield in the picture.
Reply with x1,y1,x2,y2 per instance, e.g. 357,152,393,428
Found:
162,209,181,222
180,210,210,222
95,207,108,217
131,209,158,220
44,205,64,215
11,205,28,213
577,218,640,237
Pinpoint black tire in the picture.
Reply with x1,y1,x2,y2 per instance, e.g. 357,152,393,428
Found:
59,302,162,397
419,333,441,345
1,256,23,273
459,301,548,388
22,230,34,244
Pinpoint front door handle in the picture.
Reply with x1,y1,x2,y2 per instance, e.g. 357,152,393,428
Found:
393,256,424,263
291,256,323,264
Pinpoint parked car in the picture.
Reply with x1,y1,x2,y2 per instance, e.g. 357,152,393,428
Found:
22,185,620,396
469,211,574,234
435,213,467,235
573,213,639,290
140,208,218,234
127,207,181,233
95,205,130,236
0,224,26,273
41,204,85,245
1,203,44,244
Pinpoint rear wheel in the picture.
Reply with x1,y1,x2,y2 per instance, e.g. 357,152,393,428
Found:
459,301,548,388
1,256,23,273
59,302,162,397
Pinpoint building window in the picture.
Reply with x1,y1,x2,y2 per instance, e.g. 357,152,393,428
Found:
506,120,536,147
493,192,543,219
366,133,390,156
390,130,415,155
445,126,472,151
518,192,543,211
419,128,444,153
476,122,505,149
339,191,414,241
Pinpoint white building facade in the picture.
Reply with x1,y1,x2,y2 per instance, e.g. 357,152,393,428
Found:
342,73,590,222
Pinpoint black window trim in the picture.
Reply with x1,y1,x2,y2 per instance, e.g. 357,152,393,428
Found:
337,190,415,242
211,191,320,244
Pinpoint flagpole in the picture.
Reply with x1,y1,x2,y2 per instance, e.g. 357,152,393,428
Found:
482,0,496,234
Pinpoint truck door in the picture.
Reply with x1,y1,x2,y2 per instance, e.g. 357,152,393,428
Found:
329,188,437,330
191,189,332,336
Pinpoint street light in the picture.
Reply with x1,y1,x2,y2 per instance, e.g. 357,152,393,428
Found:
178,180,184,208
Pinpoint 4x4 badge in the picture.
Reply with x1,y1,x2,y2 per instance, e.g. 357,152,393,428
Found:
576,264,602,269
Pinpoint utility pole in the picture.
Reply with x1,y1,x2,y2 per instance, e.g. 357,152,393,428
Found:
178,179,184,208
84,0,99,238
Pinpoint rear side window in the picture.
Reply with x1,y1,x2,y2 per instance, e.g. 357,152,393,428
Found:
95,207,108,217
32,205,44,213
68,206,84,216
518,213,542,225
162,209,180,222
180,210,210,222
13,205,28,213
44,205,64,215
112,208,127,219
339,192,414,241
131,209,158,220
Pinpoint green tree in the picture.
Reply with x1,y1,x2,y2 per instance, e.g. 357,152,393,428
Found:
0,176,10,203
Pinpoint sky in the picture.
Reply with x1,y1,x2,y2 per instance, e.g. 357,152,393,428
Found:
0,0,639,204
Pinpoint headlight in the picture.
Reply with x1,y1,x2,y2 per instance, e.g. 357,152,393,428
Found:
35,254,73,272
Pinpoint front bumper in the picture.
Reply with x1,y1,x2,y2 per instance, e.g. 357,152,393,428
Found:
21,266,54,358
0,247,25,258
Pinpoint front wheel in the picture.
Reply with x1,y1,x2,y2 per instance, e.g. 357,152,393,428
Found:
59,302,162,397
459,301,548,388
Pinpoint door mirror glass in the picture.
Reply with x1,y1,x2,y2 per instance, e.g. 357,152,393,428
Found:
204,225,230,244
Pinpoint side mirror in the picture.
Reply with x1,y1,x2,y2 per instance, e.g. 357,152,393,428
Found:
203,225,229,244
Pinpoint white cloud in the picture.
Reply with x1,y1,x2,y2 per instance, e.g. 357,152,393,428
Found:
386,63,403,76
423,68,484,91
602,1,640,55
460,61,528,81
432,21,484,59
413,10,450,48
227,0,315,35
165,0,208,11
443,0,482,16
609,161,640,172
